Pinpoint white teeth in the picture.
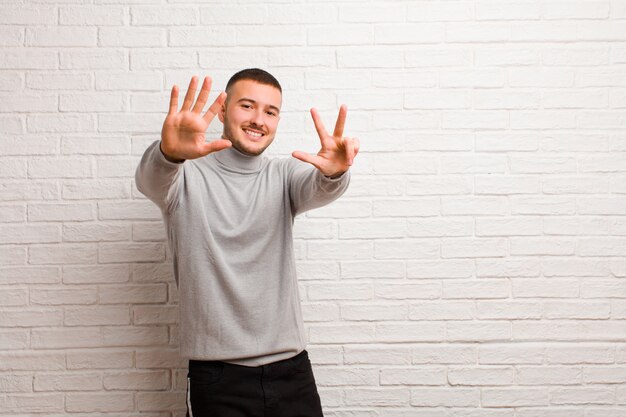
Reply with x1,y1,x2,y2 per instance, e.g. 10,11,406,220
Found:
244,129,262,138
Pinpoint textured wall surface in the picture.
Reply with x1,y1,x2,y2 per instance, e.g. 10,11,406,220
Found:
2,0,626,415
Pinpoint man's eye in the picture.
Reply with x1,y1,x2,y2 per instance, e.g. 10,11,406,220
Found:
242,104,252,109
267,111,276,116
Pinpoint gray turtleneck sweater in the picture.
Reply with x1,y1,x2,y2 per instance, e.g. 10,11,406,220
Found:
135,140,350,366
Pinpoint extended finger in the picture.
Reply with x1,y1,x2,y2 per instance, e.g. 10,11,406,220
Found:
192,76,212,114
181,76,198,112
168,84,179,115
203,91,227,124
353,137,360,157
333,104,347,138
310,108,329,141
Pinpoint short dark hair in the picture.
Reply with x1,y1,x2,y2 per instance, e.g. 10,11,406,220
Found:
225,68,282,94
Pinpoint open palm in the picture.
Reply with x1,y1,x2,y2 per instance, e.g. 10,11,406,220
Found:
160,76,231,162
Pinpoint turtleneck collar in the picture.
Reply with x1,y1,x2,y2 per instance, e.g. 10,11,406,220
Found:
213,144,265,173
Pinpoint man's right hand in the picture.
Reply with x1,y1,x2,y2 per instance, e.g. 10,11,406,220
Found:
160,75,232,163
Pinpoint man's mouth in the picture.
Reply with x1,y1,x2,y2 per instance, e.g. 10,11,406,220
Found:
243,128,264,138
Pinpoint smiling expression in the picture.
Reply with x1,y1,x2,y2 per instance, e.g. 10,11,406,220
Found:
218,79,282,156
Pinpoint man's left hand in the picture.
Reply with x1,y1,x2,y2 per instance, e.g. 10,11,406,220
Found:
292,105,359,178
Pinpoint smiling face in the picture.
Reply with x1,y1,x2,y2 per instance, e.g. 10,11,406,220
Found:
218,79,282,156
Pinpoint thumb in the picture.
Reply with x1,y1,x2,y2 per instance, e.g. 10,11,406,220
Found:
292,151,322,169
200,139,232,156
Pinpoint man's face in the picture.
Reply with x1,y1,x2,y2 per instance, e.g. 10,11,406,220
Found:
219,79,282,156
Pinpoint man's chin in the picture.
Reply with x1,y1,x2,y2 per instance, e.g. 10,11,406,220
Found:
231,140,269,157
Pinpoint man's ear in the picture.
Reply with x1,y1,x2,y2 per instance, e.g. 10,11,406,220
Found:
217,104,225,123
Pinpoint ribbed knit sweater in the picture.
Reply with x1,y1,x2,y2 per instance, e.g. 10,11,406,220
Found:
135,140,350,366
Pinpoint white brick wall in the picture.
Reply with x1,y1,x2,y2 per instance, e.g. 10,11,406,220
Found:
1,0,626,414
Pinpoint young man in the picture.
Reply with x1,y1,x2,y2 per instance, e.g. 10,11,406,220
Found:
135,68,359,417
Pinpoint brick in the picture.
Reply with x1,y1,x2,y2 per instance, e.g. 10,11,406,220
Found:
408,1,473,21
381,367,446,386
476,258,541,278
308,25,373,46
99,27,166,47
99,242,165,263
137,391,186,411
30,287,97,305
476,217,542,236
238,25,305,46
34,373,102,392
447,321,512,342
0,351,66,371
441,154,507,174
28,157,92,179
96,71,162,91
517,366,583,385
0,393,64,413
66,392,134,412
133,305,178,324
308,283,372,301
374,239,439,260
99,284,167,304
407,260,474,279
27,114,95,133
102,325,169,346
267,48,333,68
410,301,474,320
410,387,479,407
475,46,539,66
315,366,378,386
405,47,472,67
60,48,127,70
476,301,542,320
63,222,130,242
373,199,439,217
0,308,63,327
0,6,56,24
341,303,406,321
376,323,445,343
26,27,96,47
27,72,92,90
131,6,198,25
0,92,57,112
32,327,102,349
448,366,516,386
479,343,544,364
345,388,410,406
29,243,97,265
103,370,169,390
476,1,541,20
0,48,58,70
0,329,29,349
482,388,549,407
135,348,186,369
67,350,133,370
412,344,477,365
0,266,59,284
546,344,614,364
440,70,506,88
65,306,130,326
0,287,28,306
475,90,540,109
0,158,27,178
0,224,59,244
550,387,614,405
443,280,510,299
60,92,126,112
0,373,32,392
63,264,130,284
510,237,575,256
376,282,440,300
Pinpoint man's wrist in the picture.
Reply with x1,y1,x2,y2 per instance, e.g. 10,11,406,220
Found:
325,170,347,180
159,142,185,164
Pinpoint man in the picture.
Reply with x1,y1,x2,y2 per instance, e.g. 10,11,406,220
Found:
135,68,359,417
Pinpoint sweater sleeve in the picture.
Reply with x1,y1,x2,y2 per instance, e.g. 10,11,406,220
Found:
286,157,351,217
135,140,185,213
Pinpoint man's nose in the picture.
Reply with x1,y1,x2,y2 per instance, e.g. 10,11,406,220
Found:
250,109,264,127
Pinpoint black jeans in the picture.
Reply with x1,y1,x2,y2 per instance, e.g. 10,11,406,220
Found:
186,350,324,417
